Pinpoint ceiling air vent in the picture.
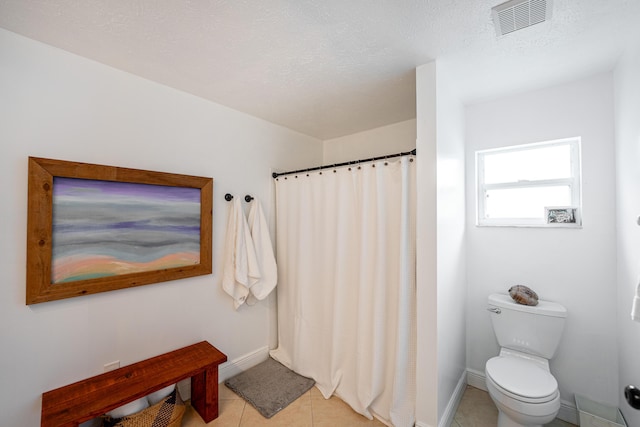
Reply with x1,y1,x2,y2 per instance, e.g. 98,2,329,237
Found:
492,0,552,36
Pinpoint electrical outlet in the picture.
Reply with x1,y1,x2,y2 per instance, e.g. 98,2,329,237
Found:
104,360,120,372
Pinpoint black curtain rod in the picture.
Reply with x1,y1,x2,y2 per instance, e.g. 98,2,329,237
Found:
272,148,416,179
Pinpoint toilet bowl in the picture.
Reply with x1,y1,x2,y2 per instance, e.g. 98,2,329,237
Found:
485,352,560,427
485,294,567,427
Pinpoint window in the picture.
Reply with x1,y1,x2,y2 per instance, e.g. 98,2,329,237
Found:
476,138,582,227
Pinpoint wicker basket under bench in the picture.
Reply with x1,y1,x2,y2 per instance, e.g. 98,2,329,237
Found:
41,341,227,427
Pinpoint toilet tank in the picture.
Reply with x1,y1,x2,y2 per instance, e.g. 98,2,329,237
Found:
488,293,567,359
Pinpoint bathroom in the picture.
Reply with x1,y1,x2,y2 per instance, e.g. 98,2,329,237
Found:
464,73,619,424
2,5,640,427
414,61,633,425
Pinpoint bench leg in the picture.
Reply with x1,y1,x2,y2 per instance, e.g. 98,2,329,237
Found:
191,365,219,422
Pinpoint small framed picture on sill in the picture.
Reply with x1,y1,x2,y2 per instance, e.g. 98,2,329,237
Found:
545,206,579,225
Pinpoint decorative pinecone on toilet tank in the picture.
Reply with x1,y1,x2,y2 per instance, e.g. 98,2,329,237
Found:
508,285,539,306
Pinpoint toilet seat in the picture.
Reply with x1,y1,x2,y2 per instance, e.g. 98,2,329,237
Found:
486,373,561,422
486,356,558,404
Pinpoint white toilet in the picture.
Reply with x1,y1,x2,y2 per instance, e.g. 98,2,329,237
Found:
485,293,567,427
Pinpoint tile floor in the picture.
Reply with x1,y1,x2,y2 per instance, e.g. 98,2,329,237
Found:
182,384,577,427
182,383,385,426
452,385,577,427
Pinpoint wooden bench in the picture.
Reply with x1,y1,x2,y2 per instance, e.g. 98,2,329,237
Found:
41,341,227,427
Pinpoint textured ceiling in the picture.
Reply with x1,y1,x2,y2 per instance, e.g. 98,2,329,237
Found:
1,1,639,139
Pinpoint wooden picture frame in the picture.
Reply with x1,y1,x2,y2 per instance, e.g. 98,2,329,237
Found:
26,157,213,304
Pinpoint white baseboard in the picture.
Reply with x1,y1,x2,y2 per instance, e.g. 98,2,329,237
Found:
557,399,579,426
415,371,467,427
466,368,487,391
218,345,270,382
438,371,468,427
177,345,270,400
464,369,579,425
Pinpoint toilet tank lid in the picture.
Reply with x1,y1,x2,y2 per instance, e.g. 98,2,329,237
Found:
489,293,567,318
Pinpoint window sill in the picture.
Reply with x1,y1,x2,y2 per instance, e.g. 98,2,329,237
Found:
476,223,582,229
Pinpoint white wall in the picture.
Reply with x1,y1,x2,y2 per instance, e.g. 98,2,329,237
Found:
415,59,468,427
322,119,416,164
614,43,640,426
0,28,322,426
434,61,467,426
465,73,618,420
415,62,439,427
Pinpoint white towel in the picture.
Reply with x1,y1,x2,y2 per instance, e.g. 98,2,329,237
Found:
247,200,278,300
632,281,640,322
221,198,260,309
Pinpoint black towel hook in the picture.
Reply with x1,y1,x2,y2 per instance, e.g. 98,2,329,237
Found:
245,195,254,203
225,193,233,201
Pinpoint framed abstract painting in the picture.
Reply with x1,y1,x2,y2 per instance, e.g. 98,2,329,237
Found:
26,157,213,304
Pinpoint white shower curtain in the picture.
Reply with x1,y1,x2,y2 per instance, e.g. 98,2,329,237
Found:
270,156,416,427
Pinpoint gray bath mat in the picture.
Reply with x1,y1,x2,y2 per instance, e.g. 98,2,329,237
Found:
224,357,315,419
